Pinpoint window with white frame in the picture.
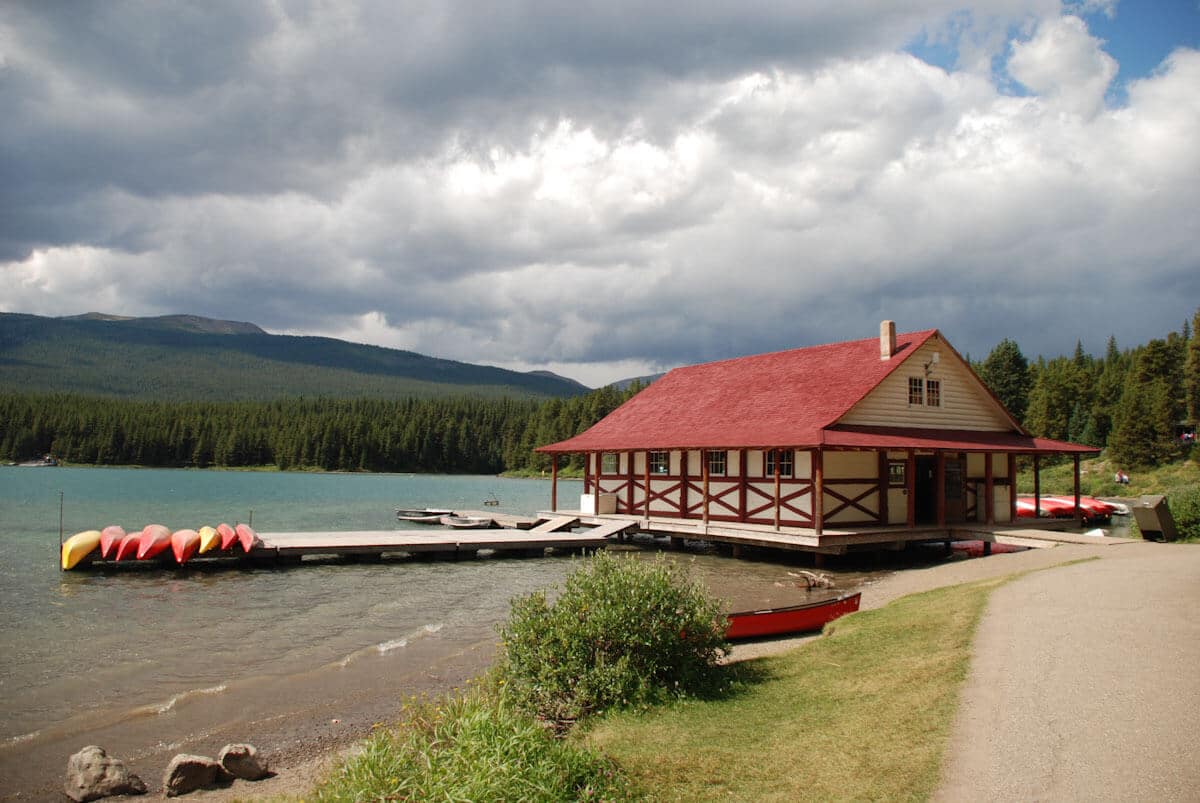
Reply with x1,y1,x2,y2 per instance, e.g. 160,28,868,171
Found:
601,453,619,474
926,379,941,407
908,377,924,405
648,451,669,475
765,449,793,477
706,450,727,476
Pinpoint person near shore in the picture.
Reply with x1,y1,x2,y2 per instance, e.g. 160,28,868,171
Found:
1114,469,1130,485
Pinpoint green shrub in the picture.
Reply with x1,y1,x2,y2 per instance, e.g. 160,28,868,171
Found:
496,551,729,725
1168,485,1200,541
310,690,639,802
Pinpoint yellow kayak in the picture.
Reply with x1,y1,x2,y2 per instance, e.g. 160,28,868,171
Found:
197,525,220,554
62,530,102,570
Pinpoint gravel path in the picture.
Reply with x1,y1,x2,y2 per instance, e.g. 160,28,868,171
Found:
935,540,1200,802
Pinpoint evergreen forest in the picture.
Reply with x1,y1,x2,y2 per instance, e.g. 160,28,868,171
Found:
0,386,639,474
1,307,1197,474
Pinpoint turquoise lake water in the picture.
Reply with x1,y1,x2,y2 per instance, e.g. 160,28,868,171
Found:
0,465,868,795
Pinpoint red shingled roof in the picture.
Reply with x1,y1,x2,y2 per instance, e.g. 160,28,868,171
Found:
538,329,1098,456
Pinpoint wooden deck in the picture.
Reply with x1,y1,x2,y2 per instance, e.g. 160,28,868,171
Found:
67,509,1128,572
69,513,641,569
547,511,1132,556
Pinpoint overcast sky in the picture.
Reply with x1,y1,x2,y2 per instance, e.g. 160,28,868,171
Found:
2,1,1198,387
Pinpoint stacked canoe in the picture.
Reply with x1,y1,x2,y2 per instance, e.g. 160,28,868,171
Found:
61,522,262,570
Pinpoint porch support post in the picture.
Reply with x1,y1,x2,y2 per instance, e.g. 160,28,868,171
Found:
1008,454,1018,522
738,450,747,521
877,451,889,525
643,451,651,520
551,455,558,513
773,449,782,531
906,449,916,528
625,452,634,514
814,448,825,536
1080,451,1089,525
702,451,710,526
935,451,946,527
1034,454,1041,515
680,450,689,519
583,452,591,496
984,452,994,524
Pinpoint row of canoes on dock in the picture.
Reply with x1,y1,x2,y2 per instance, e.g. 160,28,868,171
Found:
61,523,262,570
1014,495,1127,523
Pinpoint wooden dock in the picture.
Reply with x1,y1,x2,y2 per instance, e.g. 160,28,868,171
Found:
549,511,1133,561
68,513,641,569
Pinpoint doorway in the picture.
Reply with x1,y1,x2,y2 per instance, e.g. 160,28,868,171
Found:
914,454,966,524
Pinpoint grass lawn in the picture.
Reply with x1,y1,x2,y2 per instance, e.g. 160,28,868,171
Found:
584,578,1007,802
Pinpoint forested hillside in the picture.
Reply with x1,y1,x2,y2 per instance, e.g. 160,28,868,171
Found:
976,307,1200,469
0,313,588,400
0,385,640,474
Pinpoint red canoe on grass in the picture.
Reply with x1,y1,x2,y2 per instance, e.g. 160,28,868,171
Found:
217,523,237,551
171,529,201,564
234,523,261,553
136,524,172,560
99,525,126,559
725,592,862,640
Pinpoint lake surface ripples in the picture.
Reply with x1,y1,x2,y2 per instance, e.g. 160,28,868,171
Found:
0,466,888,796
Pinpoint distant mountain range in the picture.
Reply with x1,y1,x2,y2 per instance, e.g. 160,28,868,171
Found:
0,312,590,401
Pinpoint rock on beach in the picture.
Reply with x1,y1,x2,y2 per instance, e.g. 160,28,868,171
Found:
64,745,147,802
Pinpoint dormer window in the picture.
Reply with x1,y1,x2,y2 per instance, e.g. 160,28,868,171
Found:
908,377,924,405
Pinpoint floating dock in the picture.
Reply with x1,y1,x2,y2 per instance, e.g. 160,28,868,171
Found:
65,514,641,570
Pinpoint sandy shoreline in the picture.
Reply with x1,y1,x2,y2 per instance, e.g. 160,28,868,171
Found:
5,539,1132,801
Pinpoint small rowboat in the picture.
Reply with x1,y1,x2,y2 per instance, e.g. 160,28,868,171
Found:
99,525,126,559
197,525,221,554
61,530,102,570
171,529,201,564
217,523,237,551
725,592,862,640
440,515,494,530
136,524,172,560
396,508,453,524
234,523,261,553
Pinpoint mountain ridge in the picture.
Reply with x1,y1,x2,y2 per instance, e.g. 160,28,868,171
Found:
0,312,589,401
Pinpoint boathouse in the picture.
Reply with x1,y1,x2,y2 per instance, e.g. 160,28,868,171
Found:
537,322,1098,535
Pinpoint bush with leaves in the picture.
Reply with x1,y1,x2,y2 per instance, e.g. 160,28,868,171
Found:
496,551,729,725
1168,485,1200,541
310,689,639,802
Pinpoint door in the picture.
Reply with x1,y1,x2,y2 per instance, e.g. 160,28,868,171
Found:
944,457,966,523
914,456,936,524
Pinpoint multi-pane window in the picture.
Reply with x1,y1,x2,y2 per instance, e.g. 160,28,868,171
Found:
765,449,793,477
926,379,941,407
908,377,924,405
648,451,669,474
706,450,727,476
601,453,619,474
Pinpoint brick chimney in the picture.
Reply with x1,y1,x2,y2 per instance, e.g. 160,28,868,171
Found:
880,320,896,360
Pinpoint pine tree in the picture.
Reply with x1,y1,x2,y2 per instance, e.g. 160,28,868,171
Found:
978,338,1031,422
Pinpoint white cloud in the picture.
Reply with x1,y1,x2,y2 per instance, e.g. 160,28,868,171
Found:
1,3,1197,386
1008,15,1118,117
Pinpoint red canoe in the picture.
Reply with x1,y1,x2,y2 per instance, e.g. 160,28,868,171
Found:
217,523,237,551
136,524,172,560
114,531,142,561
725,592,862,640
234,523,260,553
99,525,126,559
171,529,201,564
